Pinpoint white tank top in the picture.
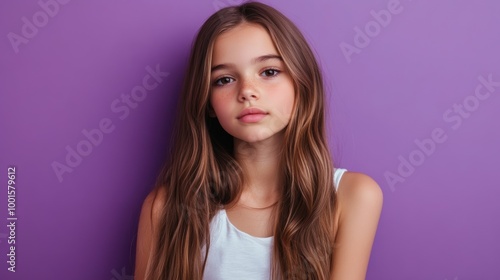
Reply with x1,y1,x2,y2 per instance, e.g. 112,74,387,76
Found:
202,168,348,279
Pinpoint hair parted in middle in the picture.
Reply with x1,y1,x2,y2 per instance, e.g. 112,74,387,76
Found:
147,2,339,279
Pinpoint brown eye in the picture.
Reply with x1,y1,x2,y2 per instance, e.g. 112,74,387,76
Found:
214,76,234,86
261,69,280,77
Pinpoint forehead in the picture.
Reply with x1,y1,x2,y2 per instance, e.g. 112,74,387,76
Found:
211,23,279,65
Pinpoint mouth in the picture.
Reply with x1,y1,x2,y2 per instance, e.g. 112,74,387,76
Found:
237,107,268,119
236,108,268,122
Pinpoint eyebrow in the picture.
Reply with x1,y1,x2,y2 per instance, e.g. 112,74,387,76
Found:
211,54,283,72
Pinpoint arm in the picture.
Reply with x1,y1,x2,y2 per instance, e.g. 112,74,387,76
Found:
134,186,166,280
331,172,384,280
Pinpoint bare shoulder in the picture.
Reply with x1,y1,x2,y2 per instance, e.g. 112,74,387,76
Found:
336,171,383,218
135,185,168,280
142,185,168,222
330,171,383,279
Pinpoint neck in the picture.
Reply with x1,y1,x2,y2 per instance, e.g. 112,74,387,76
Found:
233,133,284,207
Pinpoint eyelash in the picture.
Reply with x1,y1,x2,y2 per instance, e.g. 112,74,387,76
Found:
261,68,281,77
212,68,281,87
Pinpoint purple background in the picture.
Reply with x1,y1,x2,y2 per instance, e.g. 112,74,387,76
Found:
1,0,499,279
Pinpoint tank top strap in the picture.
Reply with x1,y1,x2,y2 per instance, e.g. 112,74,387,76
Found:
334,168,348,191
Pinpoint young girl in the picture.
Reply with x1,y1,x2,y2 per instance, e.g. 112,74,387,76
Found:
135,2,383,279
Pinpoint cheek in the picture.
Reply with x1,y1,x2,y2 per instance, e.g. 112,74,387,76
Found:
275,84,295,118
210,94,233,118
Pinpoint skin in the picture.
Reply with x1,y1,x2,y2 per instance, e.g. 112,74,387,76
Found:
134,23,383,280
209,23,294,237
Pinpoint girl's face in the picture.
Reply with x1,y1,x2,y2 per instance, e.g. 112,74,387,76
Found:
209,23,295,144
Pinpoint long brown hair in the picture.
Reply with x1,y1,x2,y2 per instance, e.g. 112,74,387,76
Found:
145,2,338,279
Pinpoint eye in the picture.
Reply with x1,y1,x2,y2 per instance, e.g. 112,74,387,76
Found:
213,76,235,86
261,68,280,77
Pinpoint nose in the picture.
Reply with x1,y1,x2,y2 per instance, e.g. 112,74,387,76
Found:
238,80,259,102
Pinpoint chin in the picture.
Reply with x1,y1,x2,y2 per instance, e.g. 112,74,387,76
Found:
234,130,282,144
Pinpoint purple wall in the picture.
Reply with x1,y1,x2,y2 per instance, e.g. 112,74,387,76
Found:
1,0,499,279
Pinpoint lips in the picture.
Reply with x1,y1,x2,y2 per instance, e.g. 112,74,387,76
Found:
236,107,267,122
237,107,268,119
